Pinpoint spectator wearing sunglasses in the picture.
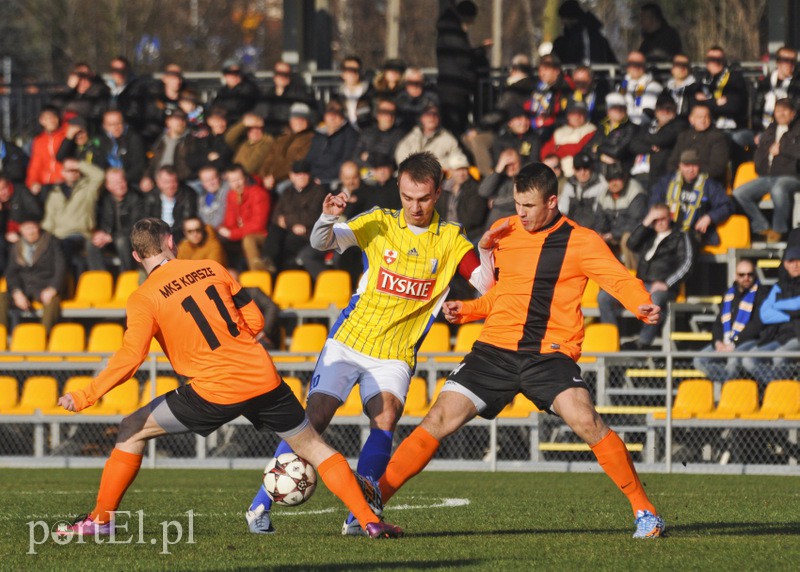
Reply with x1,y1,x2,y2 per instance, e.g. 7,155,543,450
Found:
693,259,767,382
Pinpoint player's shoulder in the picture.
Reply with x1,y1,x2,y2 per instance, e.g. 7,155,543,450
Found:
348,206,397,224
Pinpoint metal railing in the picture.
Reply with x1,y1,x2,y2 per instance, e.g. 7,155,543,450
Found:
0,349,797,474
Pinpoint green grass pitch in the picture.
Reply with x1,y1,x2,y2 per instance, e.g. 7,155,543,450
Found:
1,468,798,570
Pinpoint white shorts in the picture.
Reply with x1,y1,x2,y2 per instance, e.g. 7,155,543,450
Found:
307,338,412,405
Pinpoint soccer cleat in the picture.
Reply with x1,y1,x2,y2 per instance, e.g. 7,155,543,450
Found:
354,473,383,516
56,514,113,536
342,474,384,536
342,518,369,536
246,504,276,534
632,509,665,539
365,521,404,539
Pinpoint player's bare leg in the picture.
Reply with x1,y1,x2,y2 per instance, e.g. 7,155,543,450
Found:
284,423,402,538
58,404,172,536
378,390,478,504
552,387,665,538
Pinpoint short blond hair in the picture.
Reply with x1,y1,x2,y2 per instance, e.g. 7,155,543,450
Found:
131,218,171,258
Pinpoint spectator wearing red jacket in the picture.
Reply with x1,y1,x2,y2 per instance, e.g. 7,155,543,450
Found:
539,101,597,177
217,163,271,272
26,106,68,193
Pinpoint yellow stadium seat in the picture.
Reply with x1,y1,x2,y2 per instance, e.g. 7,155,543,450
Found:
3,376,58,414
83,379,139,415
0,277,6,292
274,323,327,363
417,322,451,362
582,279,600,309
69,323,124,362
653,379,714,420
41,323,85,362
697,379,758,419
438,323,483,362
740,380,800,420
403,376,429,416
732,161,757,191
0,376,19,411
283,376,306,405
138,376,180,407
294,270,352,309
335,386,363,417
579,323,619,363
704,215,751,255
94,271,141,309
61,270,114,309
499,395,542,418
0,323,46,361
239,270,273,297
11,323,47,352
0,324,6,351
271,270,312,309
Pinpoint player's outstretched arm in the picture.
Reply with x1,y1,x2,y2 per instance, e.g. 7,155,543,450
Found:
64,294,157,412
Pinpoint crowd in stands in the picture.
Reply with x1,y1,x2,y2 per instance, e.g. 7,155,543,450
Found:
1,0,800,359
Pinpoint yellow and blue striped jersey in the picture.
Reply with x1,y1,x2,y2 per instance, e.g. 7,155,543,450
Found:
331,207,473,367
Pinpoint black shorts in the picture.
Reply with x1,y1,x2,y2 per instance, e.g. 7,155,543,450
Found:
162,380,306,437
447,341,590,419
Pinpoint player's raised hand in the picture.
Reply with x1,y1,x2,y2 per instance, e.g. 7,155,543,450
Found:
443,301,465,324
638,304,661,325
479,219,512,251
322,192,348,217
58,393,76,412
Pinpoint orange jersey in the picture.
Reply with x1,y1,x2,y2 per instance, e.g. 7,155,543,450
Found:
70,259,279,410
459,215,652,361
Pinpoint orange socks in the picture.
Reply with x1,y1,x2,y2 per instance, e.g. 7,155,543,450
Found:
318,453,379,528
591,430,656,516
91,448,143,523
378,426,439,504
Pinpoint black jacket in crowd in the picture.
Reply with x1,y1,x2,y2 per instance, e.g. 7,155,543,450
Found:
667,126,730,183
95,189,146,239
700,67,749,129
629,115,688,187
627,223,694,293
589,118,637,171
210,76,261,124
435,177,488,242
143,186,198,241
0,139,29,185
753,119,800,177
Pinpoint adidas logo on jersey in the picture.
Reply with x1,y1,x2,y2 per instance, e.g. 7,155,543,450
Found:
408,248,419,256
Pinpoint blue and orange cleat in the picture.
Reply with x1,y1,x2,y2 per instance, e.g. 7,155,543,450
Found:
633,509,665,538
56,514,114,536
365,521,404,539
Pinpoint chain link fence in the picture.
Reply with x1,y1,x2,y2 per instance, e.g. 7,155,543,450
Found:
0,349,797,474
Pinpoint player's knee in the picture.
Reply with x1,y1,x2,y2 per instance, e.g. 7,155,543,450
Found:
573,412,607,445
116,409,150,444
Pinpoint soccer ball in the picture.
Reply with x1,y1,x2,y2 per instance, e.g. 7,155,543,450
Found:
262,453,317,506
